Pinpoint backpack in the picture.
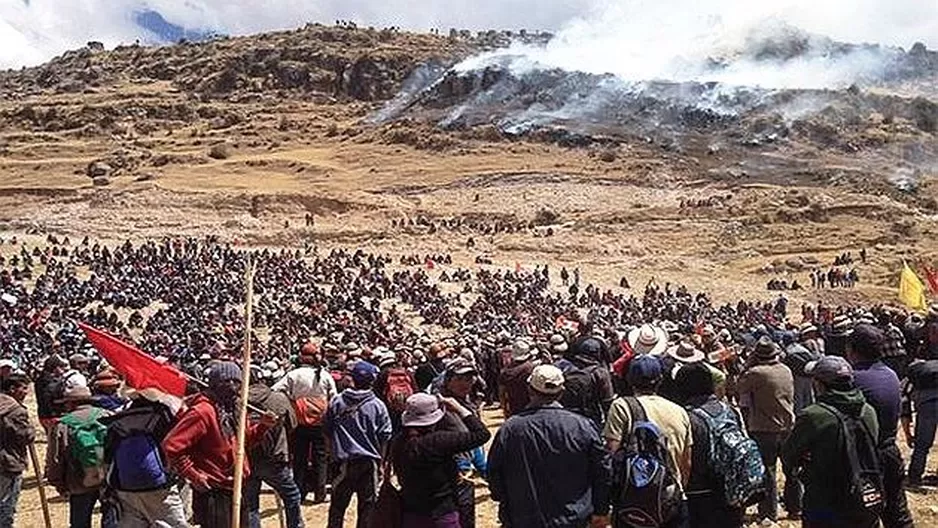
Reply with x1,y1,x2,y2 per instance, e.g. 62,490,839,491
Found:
612,397,682,528
692,403,766,507
818,402,885,519
384,368,415,414
558,363,601,424
293,368,329,427
104,403,175,492
59,408,107,489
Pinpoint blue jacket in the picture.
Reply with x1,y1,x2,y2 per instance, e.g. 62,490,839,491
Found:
488,402,611,528
324,389,392,461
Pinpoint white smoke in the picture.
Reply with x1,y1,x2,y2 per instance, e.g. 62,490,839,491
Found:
2,0,937,91
464,0,938,90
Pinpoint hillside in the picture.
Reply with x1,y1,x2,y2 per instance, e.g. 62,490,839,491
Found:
0,23,936,306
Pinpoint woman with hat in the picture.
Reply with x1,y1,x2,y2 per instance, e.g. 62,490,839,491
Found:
390,393,491,528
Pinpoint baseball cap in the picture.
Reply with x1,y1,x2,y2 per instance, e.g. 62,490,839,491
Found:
627,354,663,386
805,356,854,387
351,361,379,386
527,365,565,395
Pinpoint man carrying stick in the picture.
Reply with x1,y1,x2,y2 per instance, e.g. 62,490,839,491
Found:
162,362,276,528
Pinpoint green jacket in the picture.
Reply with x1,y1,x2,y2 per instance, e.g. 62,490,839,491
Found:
781,387,879,517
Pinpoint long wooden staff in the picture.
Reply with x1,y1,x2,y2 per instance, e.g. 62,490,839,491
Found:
231,255,256,528
28,443,53,528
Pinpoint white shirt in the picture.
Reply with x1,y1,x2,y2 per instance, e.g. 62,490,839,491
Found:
272,366,336,402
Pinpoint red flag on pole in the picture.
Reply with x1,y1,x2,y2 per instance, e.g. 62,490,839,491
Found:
923,264,938,295
77,322,187,397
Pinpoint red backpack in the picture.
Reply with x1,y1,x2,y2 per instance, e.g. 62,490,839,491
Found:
384,368,415,413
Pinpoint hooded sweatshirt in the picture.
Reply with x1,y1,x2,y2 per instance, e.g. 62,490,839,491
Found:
0,393,34,475
324,388,391,461
781,387,879,520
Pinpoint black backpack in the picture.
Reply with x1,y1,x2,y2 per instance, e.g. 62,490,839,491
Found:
817,402,884,520
102,401,176,492
611,397,682,528
559,364,602,425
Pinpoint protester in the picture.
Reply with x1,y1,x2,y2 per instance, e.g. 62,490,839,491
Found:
102,393,189,528
373,352,416,433
324,360,392,528
604,355,693,527
415,343,449,391
557,336,615,427
782,356,881,528
162,362,275,528
904,341,938,486
737,336,797,525
45,385,117,528
391,393,491,528
488,364,611,528
35,355,68,435
91,369,127,411
846,324,913,528
273,342,337,504
0,373,34,528
245,368,303,528
497,339,539,418
676,363,746,528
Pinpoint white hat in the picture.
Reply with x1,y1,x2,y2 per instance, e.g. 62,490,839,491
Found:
627,324,668,355
511,339,532,362
0,359,16,370
527,365,565,395
401,393,446,427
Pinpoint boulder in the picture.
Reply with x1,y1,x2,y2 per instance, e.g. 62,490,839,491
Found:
86,161,112,178
92,176,111,186
208,143,233,160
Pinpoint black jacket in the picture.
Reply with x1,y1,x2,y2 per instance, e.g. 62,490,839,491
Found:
391,413,490,517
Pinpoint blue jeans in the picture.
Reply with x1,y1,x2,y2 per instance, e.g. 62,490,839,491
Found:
244,464,304,528
910,400,938,482
0,473,22,528
69,490,117,528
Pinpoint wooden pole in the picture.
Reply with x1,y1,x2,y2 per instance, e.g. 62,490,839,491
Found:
28,443,53,528
231,255,256,528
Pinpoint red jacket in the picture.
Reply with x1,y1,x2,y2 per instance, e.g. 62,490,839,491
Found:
162,394,268,490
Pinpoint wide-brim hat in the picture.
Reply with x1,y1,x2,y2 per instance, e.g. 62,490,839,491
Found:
401,393,445,428
511,339,532,362
754,336,780,360
928,303,938,318
798,323,818,336
549,334,568,354
666,342,705,364
831,315,854,337
628,324,668,356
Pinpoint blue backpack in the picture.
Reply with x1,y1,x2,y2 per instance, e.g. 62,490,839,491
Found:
692,403,766,508
103,402,174,492
612,397,682,528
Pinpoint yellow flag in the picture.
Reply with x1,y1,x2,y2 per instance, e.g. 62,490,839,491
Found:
899,262,928,311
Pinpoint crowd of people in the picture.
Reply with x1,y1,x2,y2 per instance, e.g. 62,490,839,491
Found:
0,235,935,528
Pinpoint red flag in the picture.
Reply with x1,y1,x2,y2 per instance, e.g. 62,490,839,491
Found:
77,323,187,397
924,264,938,295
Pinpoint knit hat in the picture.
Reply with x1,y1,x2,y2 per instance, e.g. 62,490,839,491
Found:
401,393,445,428
208,361,242,388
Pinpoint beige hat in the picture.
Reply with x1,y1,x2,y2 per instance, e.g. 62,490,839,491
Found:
527,365,565,395
666,341,705,364
627,324,668,355
511,339,532,362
